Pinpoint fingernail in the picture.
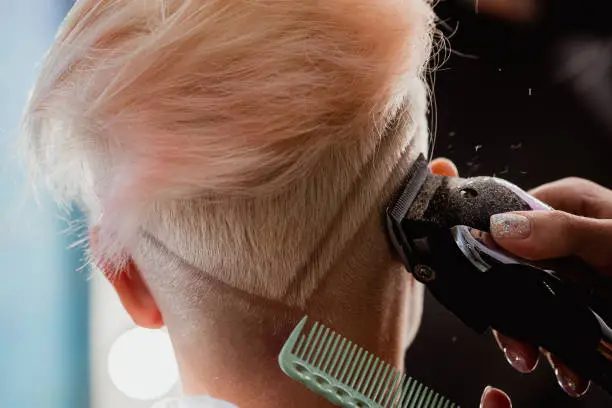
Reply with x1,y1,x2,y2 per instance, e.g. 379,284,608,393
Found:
480,386,493,408
491,213,531,239
552,362,590,398
503,347,532,374
554,367,587,397
480,386,511,408
493,332,535,374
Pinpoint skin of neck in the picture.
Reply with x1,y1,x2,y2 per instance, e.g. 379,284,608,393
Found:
167,216,423,408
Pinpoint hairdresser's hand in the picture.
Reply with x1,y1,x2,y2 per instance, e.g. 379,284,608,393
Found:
489,177,612,397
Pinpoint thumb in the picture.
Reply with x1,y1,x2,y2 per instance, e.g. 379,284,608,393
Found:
490,211,612,269
480,386,511,408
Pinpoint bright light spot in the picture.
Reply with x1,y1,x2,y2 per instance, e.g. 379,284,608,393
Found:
108,328,179,400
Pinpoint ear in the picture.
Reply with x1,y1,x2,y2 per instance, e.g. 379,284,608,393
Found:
429,157,459,177
90,229,164,329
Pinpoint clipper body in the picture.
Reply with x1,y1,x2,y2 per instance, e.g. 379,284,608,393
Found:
386,155,612,395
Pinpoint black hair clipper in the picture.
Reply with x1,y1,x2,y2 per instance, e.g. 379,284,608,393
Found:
386,154,612,395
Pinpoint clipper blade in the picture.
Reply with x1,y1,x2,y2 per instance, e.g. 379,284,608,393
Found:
387,155,430,223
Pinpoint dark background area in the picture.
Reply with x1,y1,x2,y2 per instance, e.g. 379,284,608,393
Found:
405,0,612,407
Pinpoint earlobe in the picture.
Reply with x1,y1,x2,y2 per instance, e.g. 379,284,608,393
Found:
107,262,164,329
90,229,164,329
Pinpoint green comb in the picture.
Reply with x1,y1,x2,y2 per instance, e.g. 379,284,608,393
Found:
279,316,459,408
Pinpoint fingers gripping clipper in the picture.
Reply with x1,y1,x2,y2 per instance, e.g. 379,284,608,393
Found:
386,154,612,395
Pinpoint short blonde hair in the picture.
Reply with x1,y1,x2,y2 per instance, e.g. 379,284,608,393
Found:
24,0,434,303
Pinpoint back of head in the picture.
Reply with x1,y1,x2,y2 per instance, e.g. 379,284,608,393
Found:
23,0,435,306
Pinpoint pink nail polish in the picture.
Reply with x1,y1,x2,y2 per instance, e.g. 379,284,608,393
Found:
480,386,511,408
479,386,493,408
493,331,536,374
553,365,589,398
502,347,532,374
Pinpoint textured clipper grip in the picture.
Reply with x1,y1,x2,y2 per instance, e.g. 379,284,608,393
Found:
408,175,533,232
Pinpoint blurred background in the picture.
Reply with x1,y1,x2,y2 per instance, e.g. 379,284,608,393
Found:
0,1,179,408
0,0,611,407
407,0,612,407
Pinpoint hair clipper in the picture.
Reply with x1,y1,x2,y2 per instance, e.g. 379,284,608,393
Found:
386,154,612,395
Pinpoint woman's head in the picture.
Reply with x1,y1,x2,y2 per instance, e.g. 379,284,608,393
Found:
24,0,435,326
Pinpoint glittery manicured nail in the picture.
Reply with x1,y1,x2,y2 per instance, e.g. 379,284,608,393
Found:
490,213,531,239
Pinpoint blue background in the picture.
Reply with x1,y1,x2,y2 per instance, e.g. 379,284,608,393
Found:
0,1,89,407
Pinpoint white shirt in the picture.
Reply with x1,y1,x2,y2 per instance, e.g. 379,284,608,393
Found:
152,396,238,408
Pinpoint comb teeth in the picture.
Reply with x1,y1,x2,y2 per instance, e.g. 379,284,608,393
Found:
279,317,459,408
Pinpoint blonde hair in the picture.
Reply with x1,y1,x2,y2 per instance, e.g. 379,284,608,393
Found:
24,0,435,303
